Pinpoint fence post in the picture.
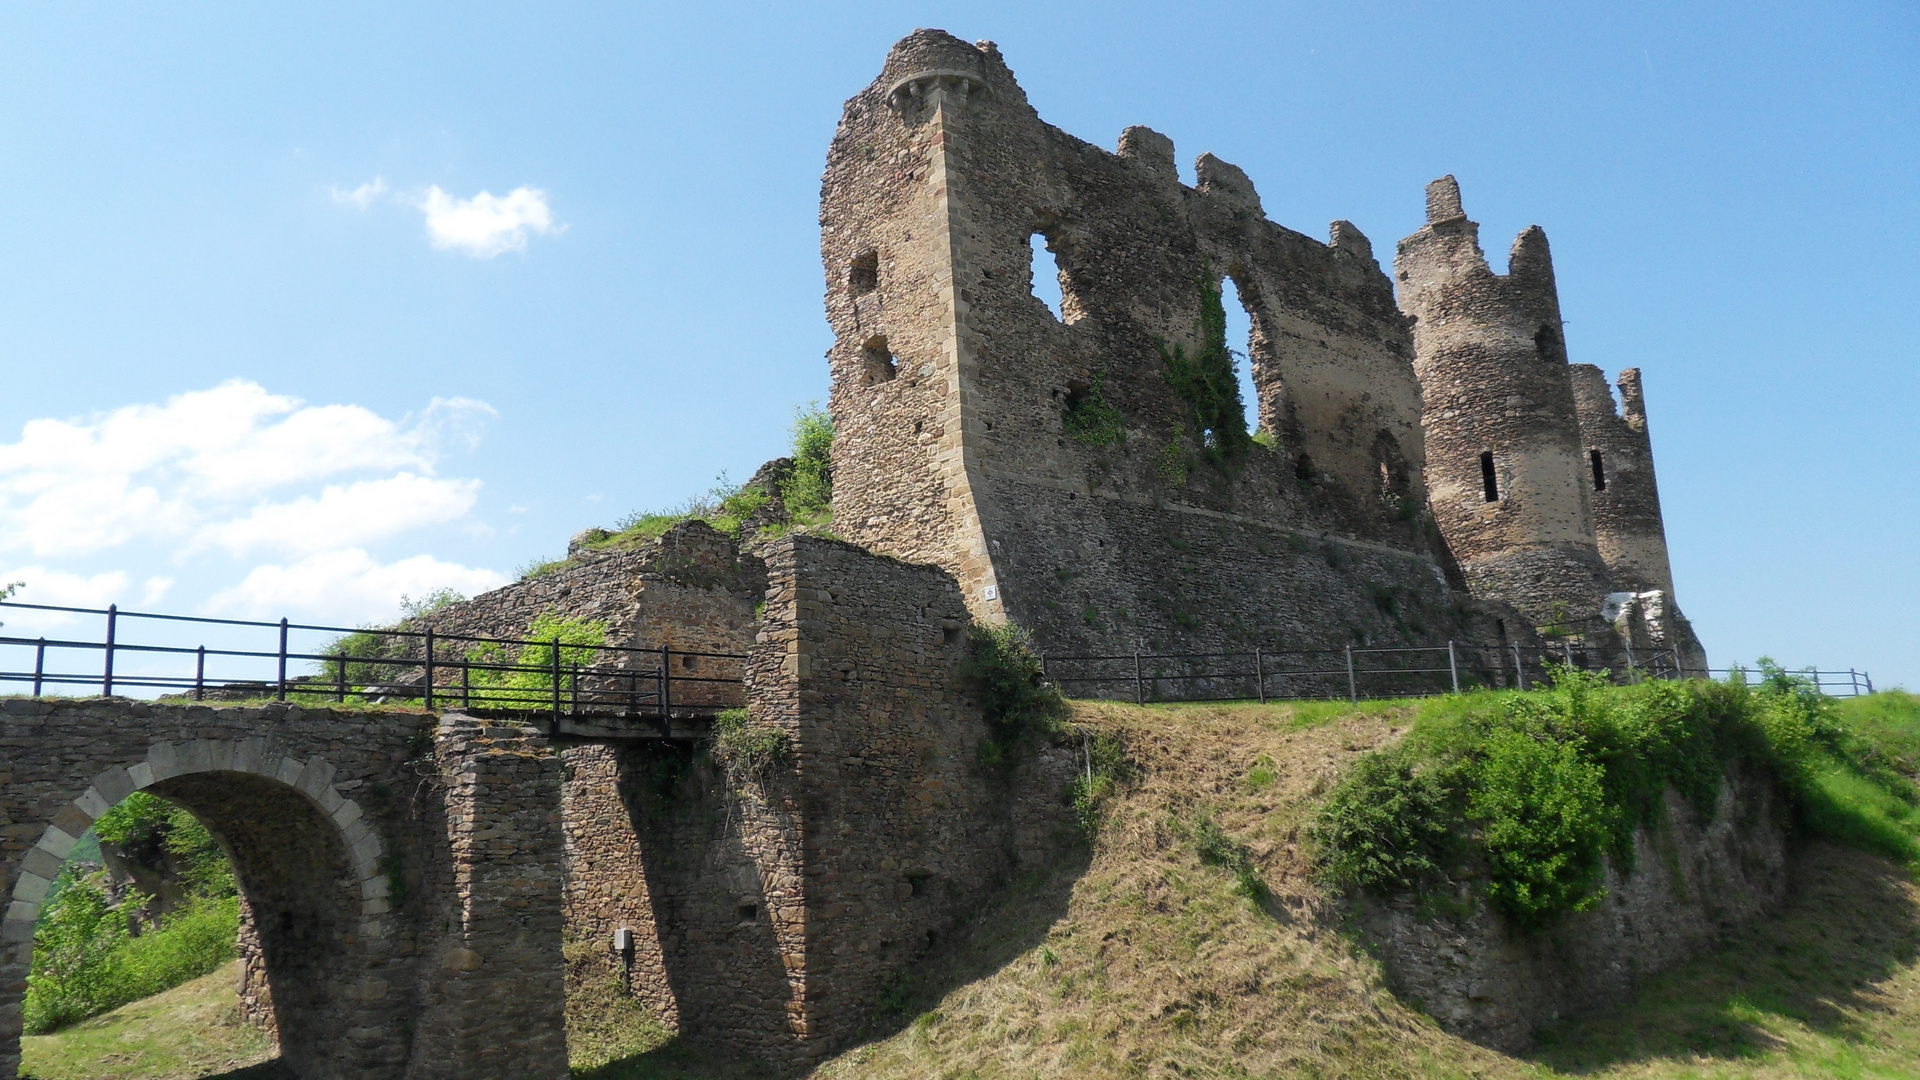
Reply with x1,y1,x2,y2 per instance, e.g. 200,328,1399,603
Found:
462,659,471,711
1255,647,1265,704
276,617,289,701
337,650,347,702
571,663,580,713
195,646,206,701
1133,652,1144,706
551,636,563,725
423,627,435,711
1345,645,1357,703
661,645,672,718
1562,639,1575,670
103,604,117,697
1448,640,1460,694
33,638,46,698
1865,670,1875,694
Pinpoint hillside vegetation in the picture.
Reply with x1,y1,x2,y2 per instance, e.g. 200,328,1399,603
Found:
801,689,1920,1080
21,688,1919,1080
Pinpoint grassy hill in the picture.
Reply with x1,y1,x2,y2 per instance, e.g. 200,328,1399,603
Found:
24,692,1920,1080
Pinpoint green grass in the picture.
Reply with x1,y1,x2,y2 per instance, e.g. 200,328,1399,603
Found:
18,961,275,1080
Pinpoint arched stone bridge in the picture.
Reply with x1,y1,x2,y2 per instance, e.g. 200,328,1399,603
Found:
1,699,570,1080
1,535,1082,1079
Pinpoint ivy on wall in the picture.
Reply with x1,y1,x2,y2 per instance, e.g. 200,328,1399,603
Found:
1158,273,1250,464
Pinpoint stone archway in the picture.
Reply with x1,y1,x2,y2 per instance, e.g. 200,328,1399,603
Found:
2,704,570,1080
5,738,400,1079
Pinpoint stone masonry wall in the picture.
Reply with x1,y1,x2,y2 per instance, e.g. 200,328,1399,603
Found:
747,534,1079,1062
1358,766,1787,1050
1394,177,1615,628
821,31,1495,663
1,700,568,1080
413,521,765,711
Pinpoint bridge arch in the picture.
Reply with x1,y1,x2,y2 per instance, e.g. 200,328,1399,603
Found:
4,737,402,1080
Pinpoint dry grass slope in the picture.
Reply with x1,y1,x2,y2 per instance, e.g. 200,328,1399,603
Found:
805,699,1920,1080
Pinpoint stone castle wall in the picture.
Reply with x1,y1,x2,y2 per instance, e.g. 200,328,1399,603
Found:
821,30,1524,660
1359,766,1787,1050
1570,365,1677,596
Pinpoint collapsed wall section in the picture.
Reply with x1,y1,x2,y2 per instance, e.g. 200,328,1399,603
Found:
823,30,1478,660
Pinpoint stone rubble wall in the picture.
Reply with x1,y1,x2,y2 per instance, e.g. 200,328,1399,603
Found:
1358,766,1787,1050
0,699,568,1080
747,534,1079,1061
820,32,1530,663
411,521,764,711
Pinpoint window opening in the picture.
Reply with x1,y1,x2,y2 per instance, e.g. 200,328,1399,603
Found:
848,250,878,296
862,335,896,383
1220,274,1259,438
1029,233,1064,321
1534,323,1564,363
1589,449,1606,492
1480,451,1499,502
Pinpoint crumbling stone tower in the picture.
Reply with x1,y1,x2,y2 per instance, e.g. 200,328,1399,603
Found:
1396,177,1703,667
1394,177,1615,626
819,30,1508,659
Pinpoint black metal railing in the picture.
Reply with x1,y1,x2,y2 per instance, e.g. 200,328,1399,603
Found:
1043,642,1872,705
0,600,745,727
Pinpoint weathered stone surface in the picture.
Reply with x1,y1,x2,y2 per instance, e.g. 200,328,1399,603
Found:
1395,177,1704,668
1357,767,1786,1050
0,702,566,1080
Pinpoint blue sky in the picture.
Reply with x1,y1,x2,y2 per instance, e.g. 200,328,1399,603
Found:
0,2,1914,688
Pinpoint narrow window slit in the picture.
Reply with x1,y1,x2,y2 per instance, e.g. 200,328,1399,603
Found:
862,335,896,383
848,250,878,296
1589,449,1606,492
1480,451,1499,502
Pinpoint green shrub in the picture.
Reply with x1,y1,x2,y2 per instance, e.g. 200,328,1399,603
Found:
783,403,834,519
1063,373,1124,449
93,792,235,898
463,611,608,708
1157,273,1249,463
1312,667,1920,928
710,708,790,784
24,879,238,1034
1069,729,1132,838
961,622,1063,765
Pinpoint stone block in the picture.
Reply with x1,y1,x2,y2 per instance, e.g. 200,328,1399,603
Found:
91,765,136,807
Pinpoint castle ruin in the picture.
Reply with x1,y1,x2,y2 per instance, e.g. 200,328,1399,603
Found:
3,30,1720,1080
823,29,1704,671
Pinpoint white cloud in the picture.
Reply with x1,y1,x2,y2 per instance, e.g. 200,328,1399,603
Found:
418,185,559,257
205,549,507,623
196,473,482,557
0,382,507,636
330,177,388,210
0,381,496,557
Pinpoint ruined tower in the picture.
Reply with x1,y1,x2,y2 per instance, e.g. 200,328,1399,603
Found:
1394,177,1615,629
820,31,1510,659
1570,365,1707,668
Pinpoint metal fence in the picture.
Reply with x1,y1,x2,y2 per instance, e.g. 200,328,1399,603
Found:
1044,641,1872,705
0,600,746,724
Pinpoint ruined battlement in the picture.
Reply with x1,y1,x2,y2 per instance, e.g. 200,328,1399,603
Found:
823,30,1508,660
